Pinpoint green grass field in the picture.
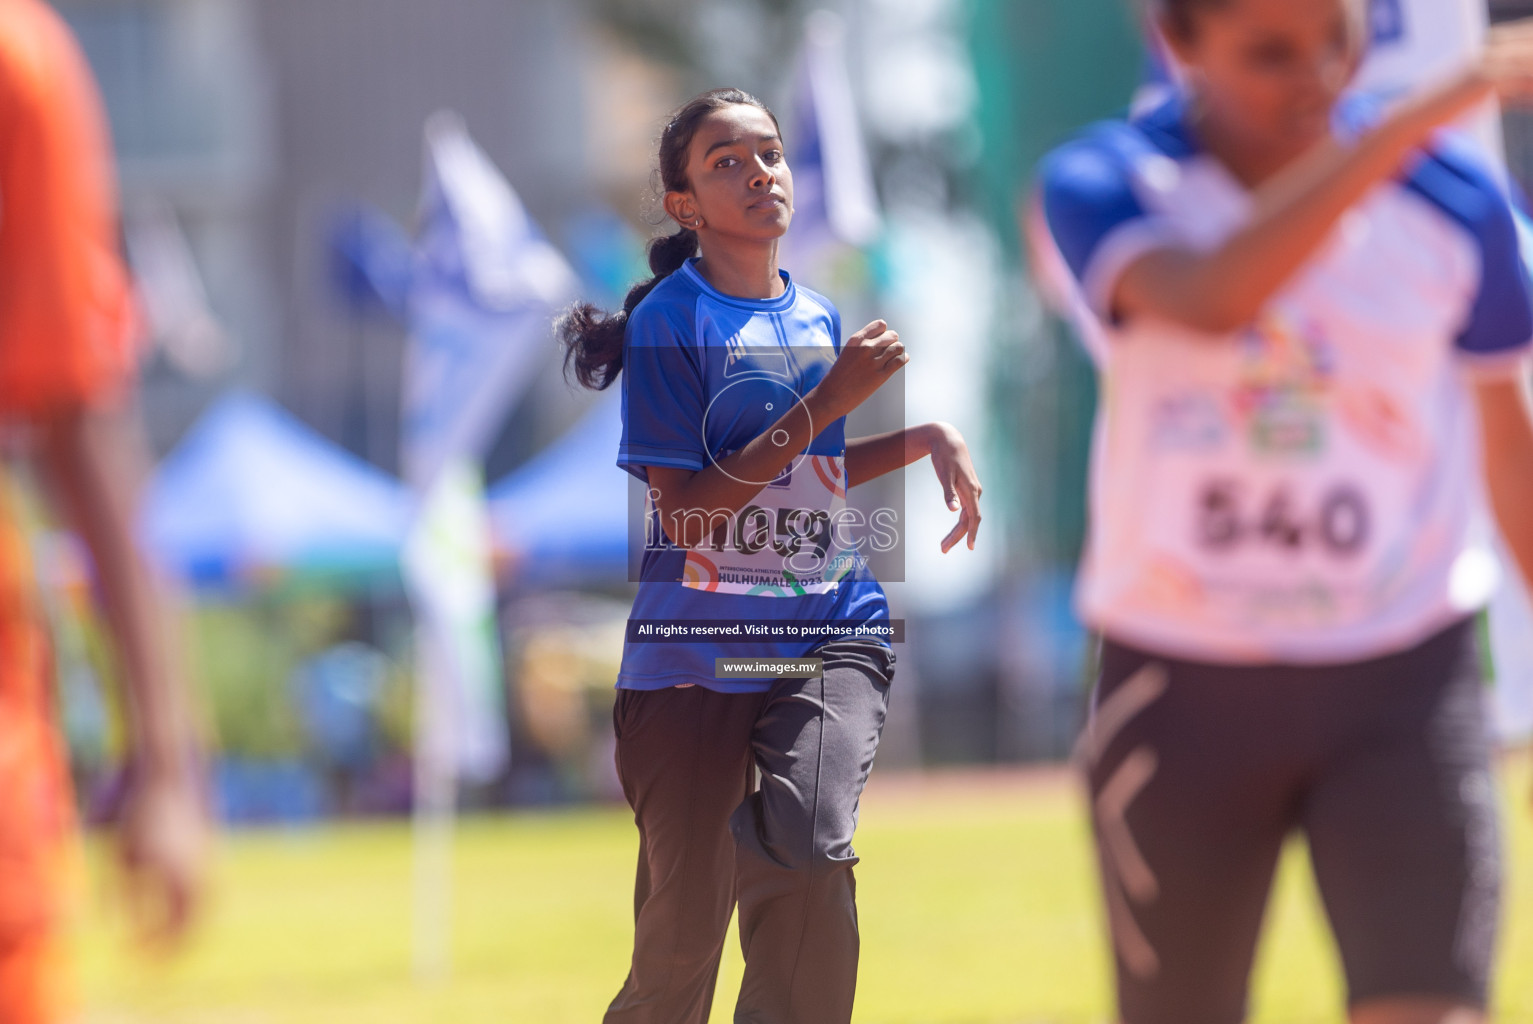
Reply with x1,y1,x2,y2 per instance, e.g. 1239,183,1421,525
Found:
76,756,1533,1024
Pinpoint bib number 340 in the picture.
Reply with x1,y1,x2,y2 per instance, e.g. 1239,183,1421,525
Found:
1196,480,1369,557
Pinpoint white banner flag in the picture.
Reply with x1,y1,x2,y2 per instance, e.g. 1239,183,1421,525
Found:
402,460,507,784
779,9,882,273
402,111,578,491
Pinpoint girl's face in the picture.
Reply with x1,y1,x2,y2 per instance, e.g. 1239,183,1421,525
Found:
666,104,793,243
1165,0,1367,154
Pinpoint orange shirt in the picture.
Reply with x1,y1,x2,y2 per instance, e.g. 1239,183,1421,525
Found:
0,496,68,938
0,0,138,418
0,0,138,950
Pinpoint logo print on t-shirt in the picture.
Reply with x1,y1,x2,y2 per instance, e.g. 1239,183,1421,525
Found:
723,332,790,379
1233,312,1335,456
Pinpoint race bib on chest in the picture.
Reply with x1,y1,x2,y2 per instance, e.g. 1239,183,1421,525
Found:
679,454,857,597
1118,312,1430,628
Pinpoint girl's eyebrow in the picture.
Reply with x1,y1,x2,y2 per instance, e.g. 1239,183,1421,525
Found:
704,133,782,157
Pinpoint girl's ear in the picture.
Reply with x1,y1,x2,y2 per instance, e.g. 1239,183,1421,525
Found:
663,191,703,230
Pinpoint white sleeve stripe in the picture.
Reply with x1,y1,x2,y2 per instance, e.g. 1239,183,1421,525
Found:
1080,218,1185,323
1456,343,1533,378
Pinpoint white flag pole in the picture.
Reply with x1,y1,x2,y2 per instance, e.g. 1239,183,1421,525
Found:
404,461,507,980
410,608,456,981
399,110,577,981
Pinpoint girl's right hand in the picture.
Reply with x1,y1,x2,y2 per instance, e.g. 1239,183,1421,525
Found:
1400,19,1533,138
1482,18,1533,100
809,319,908,422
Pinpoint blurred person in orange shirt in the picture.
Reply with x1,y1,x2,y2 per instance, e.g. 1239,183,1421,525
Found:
0,0,209,1020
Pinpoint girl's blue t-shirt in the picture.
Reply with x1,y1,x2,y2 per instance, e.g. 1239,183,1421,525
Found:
616,258,891,692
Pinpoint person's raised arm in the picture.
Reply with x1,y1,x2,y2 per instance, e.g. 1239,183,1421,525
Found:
647,320,907,547
1065,21,1533,334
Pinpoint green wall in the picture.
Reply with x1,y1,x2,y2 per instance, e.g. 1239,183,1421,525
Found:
967,0,1142,568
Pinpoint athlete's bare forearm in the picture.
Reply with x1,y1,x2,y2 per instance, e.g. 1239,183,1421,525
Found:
1480,375,1533,805
1474,369,1533,593
851,422,982,552
1115,76,1495,333
844,424,944,488
37,400,197,781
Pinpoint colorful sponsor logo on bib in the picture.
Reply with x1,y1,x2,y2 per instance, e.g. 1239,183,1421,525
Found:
1234,312,1336,456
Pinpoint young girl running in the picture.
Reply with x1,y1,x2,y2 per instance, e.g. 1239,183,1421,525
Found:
1040,2,1533,1022
562,87,982,1024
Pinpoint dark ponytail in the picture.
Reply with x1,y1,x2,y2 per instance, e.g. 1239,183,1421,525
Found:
560,87,780,391
559,228,698,390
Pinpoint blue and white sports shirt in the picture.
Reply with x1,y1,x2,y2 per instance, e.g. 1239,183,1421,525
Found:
616,257,890,691
1039,93,1533,664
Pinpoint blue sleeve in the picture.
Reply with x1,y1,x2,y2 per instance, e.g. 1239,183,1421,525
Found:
1459,193,1533,360
1039,131,1154,290
617,298,708,481
1408,144,1533,362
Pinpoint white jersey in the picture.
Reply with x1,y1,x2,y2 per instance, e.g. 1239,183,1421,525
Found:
1039,93,1533,664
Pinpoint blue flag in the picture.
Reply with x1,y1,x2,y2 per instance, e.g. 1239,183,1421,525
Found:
402,111,577,491
400,112,576,784
779,10,881,275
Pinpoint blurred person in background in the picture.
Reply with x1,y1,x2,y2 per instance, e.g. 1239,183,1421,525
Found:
0,0,208,1020
1038,0,1533,1022
562,87,981,1024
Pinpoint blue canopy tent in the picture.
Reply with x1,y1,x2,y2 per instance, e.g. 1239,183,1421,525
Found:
142,391,414,593
487,393,629,586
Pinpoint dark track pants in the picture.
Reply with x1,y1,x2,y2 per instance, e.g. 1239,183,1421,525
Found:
603,639,895,1024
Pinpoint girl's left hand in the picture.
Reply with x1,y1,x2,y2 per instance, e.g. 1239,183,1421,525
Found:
927,422,982,552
